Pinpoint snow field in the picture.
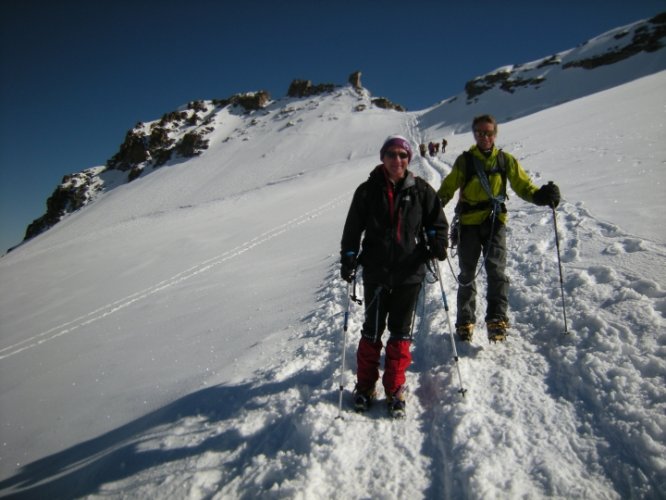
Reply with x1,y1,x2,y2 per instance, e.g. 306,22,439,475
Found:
1,66,665,498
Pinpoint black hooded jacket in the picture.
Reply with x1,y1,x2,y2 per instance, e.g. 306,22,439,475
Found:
341,165,449,287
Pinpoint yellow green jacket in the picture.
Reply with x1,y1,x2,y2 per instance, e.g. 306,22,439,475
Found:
437,145,539,225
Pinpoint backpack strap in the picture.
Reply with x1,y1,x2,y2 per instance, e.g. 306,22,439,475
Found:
497,151,507,200
462,150,507,195
458,150,508,214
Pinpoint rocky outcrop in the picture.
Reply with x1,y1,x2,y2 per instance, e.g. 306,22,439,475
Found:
563,12,665,69
465,71,546,99
287,79,337,98
348,71,363,92
106,128,150,172
175,131,209,158
24,169,104,241
464,12,665,102
233,91,271,111
371,97,406,112
108,92,272,176
212,91,271,111
19,73,406,246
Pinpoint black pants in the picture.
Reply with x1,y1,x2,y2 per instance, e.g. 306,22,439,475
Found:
361,282,422,342
456,219,509,325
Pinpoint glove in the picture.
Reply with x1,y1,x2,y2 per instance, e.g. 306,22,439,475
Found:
533,182,561,208
426,230,448,261
340,251,357,282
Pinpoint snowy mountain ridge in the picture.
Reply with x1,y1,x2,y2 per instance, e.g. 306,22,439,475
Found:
16,12,666,250
465,11,666,101
0,13,665,500
420,11,666,130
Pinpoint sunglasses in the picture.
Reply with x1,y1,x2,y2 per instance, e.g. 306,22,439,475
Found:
385,151,409,160
474,130,496,138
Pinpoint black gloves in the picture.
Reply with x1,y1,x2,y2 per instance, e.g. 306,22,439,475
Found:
533,182,561,208
426,230,448,261
340,251,357,282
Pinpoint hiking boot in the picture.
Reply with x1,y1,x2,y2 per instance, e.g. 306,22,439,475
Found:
353,385,376,413
486,320,509,343
386,387,406,419
456,323,474,342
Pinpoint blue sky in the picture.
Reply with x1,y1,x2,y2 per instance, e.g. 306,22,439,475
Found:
1,0,663,252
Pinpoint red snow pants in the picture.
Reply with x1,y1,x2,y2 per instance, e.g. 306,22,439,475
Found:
355,282,419,395
356,338,412,395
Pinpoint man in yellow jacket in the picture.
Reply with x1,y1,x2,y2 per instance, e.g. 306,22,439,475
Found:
437,114,560,342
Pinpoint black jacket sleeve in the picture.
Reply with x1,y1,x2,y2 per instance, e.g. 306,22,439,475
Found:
340,183,367,258
422,183,449,259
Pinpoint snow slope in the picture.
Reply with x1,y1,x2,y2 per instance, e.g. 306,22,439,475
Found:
0,35,665,500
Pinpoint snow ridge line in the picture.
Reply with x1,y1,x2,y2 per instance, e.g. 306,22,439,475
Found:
0,193,350,361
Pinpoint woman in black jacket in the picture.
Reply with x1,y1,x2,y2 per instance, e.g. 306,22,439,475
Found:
340,135,448,418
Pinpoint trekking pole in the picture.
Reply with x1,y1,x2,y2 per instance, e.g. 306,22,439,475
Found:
432,258,467,397
337,279,353,418
550,197,570,335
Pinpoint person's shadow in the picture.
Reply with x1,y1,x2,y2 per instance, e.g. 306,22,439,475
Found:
0,372,321,499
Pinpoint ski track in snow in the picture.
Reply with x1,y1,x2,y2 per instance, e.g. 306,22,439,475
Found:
58,199,665,499
0,194,350,361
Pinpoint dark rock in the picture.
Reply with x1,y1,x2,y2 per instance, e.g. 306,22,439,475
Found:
371,97,406,112
287,79,337,98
